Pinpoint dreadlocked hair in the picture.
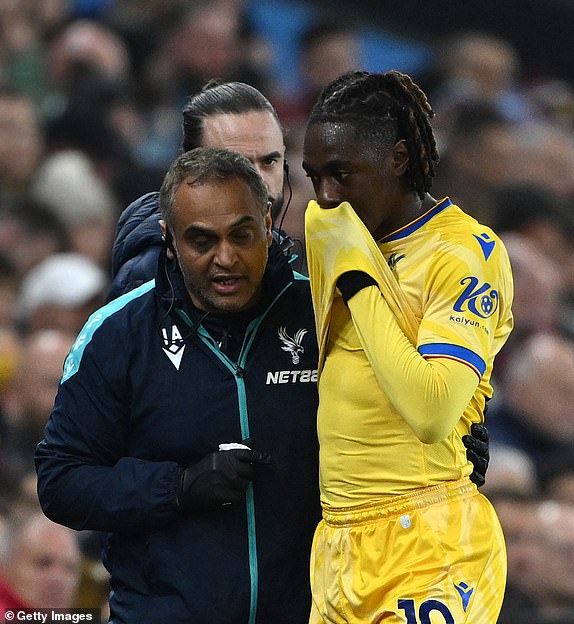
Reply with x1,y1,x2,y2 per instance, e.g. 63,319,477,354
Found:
309,70,440,199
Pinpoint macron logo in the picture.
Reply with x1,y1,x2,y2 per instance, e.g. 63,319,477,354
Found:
474,233,495,261
454,581,474,612
161,324,185,370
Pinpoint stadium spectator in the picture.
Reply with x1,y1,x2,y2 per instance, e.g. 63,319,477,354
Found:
16,253,108,335
0,509,81,611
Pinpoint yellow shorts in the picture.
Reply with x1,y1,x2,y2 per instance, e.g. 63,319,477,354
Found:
309,479,506,624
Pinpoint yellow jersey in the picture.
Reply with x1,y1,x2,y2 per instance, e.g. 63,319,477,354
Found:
305,197,514,507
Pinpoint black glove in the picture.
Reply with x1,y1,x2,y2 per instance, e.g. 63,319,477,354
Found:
462,423,490,488
337,271,378,304
177,448,271,512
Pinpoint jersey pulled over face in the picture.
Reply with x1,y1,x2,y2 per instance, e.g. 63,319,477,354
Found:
171,176,273,313
202,111,285,218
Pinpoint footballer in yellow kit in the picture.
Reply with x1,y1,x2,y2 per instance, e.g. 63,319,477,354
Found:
305,197,513,624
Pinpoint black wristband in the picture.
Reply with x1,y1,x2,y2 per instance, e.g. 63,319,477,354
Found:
337,271,377,304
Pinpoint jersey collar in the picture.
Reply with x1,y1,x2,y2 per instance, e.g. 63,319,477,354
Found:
380,197,452,243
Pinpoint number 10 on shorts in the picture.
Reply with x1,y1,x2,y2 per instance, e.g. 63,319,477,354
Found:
398,598,455,624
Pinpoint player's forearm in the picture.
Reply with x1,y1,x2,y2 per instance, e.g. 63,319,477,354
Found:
347,287,478,443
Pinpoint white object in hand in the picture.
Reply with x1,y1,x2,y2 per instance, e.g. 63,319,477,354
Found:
218,442,251,451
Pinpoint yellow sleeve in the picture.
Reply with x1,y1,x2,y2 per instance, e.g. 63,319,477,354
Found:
305,200,419,370
347,285,479,443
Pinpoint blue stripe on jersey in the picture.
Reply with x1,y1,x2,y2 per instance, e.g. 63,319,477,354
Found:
382,198,452,242
61,280,155,383
418,342,486,376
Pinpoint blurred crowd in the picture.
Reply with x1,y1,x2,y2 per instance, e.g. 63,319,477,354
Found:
0,0,573,621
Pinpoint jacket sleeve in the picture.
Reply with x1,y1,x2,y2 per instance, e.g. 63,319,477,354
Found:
35,323,181,533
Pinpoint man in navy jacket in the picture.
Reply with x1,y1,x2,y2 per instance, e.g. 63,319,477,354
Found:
36,147,320,623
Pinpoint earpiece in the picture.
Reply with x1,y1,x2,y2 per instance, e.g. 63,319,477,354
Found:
277,158,292,234
164,228,176,254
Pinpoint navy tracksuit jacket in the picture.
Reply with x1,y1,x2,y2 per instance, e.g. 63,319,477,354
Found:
36,238,321,623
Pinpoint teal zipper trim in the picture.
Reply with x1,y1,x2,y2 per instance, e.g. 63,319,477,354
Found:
175,281,291,624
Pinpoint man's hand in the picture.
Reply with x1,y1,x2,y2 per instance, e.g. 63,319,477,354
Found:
462,424,489,487
177,448,271,512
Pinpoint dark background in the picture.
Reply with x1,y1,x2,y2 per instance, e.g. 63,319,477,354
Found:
310,0,574,85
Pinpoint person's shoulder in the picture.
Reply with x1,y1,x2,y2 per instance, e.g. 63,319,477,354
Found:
115,191,160,235
440,199,499,237
62,281,157,382
85,280,157,338
108,192,163,301
111,192,162,275
108,246,161,302
436,200,506,252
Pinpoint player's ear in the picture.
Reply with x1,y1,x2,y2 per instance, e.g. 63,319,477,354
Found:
392,139,410,176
